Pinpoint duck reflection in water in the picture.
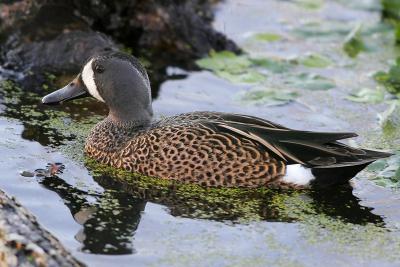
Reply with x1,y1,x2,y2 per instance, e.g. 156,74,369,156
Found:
38,172,384,255
39,175,146,255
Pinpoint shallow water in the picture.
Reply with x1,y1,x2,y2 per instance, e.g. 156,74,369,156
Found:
1,0,400,266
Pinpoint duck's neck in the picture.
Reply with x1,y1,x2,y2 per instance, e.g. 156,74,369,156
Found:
85,115,151,155
106,114,152,129
108,101,153,126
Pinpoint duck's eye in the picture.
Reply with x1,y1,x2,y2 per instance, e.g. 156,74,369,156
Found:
94,64,105,74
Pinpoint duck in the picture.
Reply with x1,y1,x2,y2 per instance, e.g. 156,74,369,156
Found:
42,51,392,189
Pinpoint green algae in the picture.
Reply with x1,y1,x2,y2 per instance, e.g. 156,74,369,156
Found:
0,79,101,162
270,192,400,261
86,158,281,222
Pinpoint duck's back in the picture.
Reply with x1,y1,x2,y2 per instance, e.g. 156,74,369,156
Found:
85,112,391,188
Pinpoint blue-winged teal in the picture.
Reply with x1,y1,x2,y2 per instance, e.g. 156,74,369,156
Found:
42,51,391,189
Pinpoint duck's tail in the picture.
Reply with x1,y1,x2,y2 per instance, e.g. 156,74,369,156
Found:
310,149,393,187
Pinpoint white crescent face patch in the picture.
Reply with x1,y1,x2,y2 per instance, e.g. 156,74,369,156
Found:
81,59,105,102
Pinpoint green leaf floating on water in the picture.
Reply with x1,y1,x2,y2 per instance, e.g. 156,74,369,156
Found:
216,70,266,84
367,152,400,188
292,21,353,39
334,0,381,11
343,23,366,58
381,0,400,43
250,58,292,73
287,73,336,90
196,50,252,73
366,101,398,187
381,0,400,20
240,87,299,106
298,53,333,68
374,58,400,95
345,88,385,104
253,32,282,42
293,0,323,9
378,101,400,138
196,51,266,84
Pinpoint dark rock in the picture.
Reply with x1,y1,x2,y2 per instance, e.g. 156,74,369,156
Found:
0,190,84,267
0,0,240,92
4,31,117,74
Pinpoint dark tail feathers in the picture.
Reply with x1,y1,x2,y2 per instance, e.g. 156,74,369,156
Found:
311,149,393,187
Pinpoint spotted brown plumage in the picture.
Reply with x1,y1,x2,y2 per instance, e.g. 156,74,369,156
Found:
42,51,393,189
85,112,288,188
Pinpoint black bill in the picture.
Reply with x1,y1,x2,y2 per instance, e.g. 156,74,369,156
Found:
41,75,88,105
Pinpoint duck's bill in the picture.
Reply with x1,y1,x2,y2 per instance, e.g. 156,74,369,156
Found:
41,76,88,105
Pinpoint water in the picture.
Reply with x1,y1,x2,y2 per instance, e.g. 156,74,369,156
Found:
1,0,400,266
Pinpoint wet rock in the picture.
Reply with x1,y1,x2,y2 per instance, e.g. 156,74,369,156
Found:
0,190,83,267
20,170,35,177
0,0,240,91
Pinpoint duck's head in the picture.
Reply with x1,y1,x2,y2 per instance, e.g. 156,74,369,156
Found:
42,51,153,124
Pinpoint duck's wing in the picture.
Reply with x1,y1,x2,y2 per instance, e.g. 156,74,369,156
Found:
199,114,391,168
161,112,289,129
217,113,289,129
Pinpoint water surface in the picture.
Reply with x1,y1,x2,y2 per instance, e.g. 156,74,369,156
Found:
1,0,400,266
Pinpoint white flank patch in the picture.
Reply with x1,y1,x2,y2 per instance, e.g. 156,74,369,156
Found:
82,59,105,102
282,164,315,186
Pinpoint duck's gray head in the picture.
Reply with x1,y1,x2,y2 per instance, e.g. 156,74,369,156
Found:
42,51,153,124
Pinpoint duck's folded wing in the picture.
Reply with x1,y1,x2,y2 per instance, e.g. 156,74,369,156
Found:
202,119,391,167
217,113,289,129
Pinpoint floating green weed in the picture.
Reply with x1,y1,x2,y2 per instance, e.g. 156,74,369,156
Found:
271,192,400,261
293,0,324,9
0,79,101,161
346,88,385,104
334,0,381,11
381,0,400,43
367,151,400,188
292,21,353,39
378,101,400,138
196,51,335,93
196,51,252,73
239,87,299,106
250,58,292,73
196,51,265,84
298,53,333,68
343,23,366,58
286,73,336,90
216,70,266,84
85,158,284,222
374,58,400,95
253,33,282,42
382,0,400,20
